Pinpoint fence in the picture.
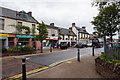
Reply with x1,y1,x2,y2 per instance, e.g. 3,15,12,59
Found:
106,46,120,60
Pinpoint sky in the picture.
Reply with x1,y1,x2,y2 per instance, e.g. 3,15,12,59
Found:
0,0,118,38
0,0,99,34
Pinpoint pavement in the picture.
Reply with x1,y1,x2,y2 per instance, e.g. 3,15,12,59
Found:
28,54,103,78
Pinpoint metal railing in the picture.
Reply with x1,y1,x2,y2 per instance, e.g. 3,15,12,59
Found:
106,46,120,60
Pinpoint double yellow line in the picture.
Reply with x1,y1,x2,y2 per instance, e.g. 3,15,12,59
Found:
7,54,87,79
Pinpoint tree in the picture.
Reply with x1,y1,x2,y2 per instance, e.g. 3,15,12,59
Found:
91,4,119,53
35,21,48,53
10,25,31,34
10,25,31,48
92,0,120,40
31,27,36,49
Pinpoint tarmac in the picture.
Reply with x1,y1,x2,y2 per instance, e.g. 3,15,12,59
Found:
28,54,103,78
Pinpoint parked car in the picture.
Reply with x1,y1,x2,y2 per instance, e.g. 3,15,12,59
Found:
87,42,92,47
75,42,87,48
92,38,103,48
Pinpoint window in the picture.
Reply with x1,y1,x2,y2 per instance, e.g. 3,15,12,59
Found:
17,22,22,32
47,29,51,35
17,22,22,26
32,24,35,29
54,30,57,36
0,19,4,30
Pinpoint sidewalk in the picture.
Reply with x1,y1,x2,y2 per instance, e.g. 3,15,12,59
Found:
28,54,103,78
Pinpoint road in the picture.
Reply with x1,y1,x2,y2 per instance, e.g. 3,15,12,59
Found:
27,47,104,66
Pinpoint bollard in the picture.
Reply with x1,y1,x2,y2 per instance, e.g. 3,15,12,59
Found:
22,57,26,80
77,48,80,62
92,45,94,56
50,45,52,52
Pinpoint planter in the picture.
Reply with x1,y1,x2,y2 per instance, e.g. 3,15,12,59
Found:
2,50,36,57
95,57,120,78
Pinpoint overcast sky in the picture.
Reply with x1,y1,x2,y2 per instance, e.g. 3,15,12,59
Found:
0,0,103,35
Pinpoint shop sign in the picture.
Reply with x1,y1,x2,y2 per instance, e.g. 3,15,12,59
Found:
15,35,34,38
0,34,9,37
9,34,15,37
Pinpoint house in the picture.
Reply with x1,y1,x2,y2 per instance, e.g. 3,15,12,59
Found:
0,7,39,49
58,28,77,47
42,23,59,49
69,23,90,44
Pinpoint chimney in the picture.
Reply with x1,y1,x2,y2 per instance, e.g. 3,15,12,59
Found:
82,26,86,30
72,23,75,27
28,11,32,16
50,23,54,26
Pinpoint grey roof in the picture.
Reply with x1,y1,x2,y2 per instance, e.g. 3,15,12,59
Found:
0,7,38,23
46,25,58,29
59,28,76,36
76,26,89,34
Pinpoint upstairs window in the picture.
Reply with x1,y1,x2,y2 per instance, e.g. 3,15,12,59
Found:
32,24,35,29
47,29,51,35
17,22,22,32
0,19,4,30
17,22,22,26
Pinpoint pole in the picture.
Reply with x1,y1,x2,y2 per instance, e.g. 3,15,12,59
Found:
22,57,26,80
92,45,94,56
50,44,52,52
77,48,80,62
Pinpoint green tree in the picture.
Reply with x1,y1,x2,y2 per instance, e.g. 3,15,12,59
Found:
10,25,31,34
10,25,31,48
35,21,48,53
91,4,119,53
31,27,36,49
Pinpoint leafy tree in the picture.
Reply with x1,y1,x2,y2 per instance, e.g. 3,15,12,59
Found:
31,27,36,49
10,25,31,34
35,21,48,53
10,25,31,48
91,4,119,53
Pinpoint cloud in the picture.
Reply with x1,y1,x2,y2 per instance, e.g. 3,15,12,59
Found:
1,0,99,34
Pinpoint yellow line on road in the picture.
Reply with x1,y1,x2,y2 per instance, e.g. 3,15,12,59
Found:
7,53,88,79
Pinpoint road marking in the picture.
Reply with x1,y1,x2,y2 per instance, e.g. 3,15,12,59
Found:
66,61,72,63
7,53,88,79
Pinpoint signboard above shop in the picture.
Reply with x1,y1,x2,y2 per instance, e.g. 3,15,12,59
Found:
15,35,34,38
0,34,9,37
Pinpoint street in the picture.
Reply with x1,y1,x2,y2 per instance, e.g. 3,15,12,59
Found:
27,47,103,66
2,47,104,79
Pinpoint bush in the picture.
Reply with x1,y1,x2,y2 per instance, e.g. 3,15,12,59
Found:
2,47,7,53
19,46,32,52
99,52,120,66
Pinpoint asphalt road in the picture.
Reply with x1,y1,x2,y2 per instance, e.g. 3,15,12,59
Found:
27,47,104,66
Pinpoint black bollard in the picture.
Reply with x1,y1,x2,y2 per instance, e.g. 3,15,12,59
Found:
77,48,80,62
22,57,26,80
50,45,52,52
92,45,94,56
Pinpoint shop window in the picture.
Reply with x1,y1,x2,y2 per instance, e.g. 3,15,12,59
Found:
0,19,4,30
43,42,46,47
8,37,14,42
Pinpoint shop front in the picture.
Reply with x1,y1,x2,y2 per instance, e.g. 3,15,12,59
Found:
0,34,9,49
45,36,58,48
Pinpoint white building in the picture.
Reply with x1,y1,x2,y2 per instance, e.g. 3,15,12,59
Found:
58,28,76,47
0,7,39,49
69,23,90,44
